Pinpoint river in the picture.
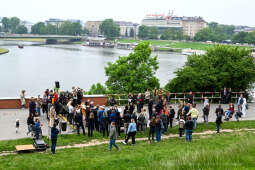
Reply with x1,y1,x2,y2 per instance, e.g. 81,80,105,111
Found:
0,40,187,97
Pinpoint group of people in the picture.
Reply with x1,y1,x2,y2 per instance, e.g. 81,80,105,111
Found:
20,86,250,153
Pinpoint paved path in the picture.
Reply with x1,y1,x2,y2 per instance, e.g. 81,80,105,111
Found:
0,103,255,141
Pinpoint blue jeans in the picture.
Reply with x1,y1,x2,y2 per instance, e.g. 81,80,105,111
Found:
51,139,57,154
37,107,41,116
156,129,161,142
109,139,119,151
216,123,220,133
192,118,197,129
185,129,193,142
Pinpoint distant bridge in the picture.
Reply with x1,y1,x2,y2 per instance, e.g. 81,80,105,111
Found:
0,34,84,39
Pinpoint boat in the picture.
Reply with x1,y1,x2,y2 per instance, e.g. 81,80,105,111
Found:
18,45,24,49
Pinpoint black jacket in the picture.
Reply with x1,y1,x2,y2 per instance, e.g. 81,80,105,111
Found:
184,120,194,130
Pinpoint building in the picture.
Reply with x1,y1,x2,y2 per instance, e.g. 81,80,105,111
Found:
141,12,208,38
45,18,65,27
85,21,103,36
181,17,208,37
115,21,139,37
234,26,255,34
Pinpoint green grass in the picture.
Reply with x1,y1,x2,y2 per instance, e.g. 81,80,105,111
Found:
0,48,9,54
118,39,251,51
0,131,255,169
2,38,46,42
1,120,255,153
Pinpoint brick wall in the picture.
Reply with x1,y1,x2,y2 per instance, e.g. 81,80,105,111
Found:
0,96,108,109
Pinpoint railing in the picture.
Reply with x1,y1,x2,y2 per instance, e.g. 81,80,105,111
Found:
105,92,252,105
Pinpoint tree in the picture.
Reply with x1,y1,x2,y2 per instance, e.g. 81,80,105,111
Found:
160,28,184,40
83,28,89,35
9,17,20,33
1,17,10,32
195,22,235,42
15,25,28,34
125,29,128,37
99,19,120,39
232,32,249,44
148,27,159,39
246,31,255,44
194,27,216,42
129,28,134,37
86,83,108,95
45,24,57,35
105,42,160,93
165,45,255,92
0,26,2,32
138,25,149,39
31,22,46,34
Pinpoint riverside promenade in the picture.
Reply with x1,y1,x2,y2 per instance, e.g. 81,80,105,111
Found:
0,103,255,141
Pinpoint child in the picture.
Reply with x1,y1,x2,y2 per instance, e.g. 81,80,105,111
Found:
179,116,185,137
109,122,120,151
16,119,20,133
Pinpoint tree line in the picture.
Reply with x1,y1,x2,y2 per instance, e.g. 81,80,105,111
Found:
0,17,28,34
31,21,87,35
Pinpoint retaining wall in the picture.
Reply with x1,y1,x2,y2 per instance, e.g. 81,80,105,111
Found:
0,95,108,109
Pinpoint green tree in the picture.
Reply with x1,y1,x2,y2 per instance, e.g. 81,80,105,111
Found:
165,45,255,92
0,26,2,32
138,25,149,39
232,32,249,44
9,17,20,33
99,19,120,39
86,83,108,95
15,25,28,34
31,22,46,34
160,28,184,40
246,31,255,44
1,17,10,32
129,28,134,37
194,27,216,42
125,29,128,37
148,27,159,39
105,42,160,93
45,24,57,35
83,28,89,35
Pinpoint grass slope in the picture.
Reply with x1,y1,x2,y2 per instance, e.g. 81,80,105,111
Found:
0,131,255,169
118,39,251,51
0,48,9,54
0,120,255,152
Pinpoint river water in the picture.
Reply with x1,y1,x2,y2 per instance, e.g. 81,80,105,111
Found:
0,40,187,97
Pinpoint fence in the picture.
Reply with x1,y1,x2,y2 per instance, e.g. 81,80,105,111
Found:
106,92,250,105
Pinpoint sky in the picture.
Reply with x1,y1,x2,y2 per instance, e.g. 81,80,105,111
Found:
0,0,254,26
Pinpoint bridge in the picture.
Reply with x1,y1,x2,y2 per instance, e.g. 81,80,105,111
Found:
0,34,85,44
0,34,84,39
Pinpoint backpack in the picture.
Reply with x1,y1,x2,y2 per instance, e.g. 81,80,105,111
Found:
89,112,94,119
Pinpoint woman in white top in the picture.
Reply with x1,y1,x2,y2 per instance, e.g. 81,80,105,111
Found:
242,98,247,117
20,90,26,109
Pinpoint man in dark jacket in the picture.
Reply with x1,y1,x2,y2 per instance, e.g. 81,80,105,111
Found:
216,112,223,133
75,111,85,135
184,116,194,142
51,123,59,154
169,106,175,128
148,99,153,119
186,91,193,104
215,105,224,117
29,98,36,116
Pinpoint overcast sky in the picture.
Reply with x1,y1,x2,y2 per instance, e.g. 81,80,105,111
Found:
0,0,254,26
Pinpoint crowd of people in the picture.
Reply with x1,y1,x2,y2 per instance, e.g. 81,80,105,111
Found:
19,86,250,153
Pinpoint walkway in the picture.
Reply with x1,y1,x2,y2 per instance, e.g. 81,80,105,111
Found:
0,103,254,140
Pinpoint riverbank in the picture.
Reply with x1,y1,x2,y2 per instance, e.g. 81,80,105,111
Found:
0,48,9,55
1,38,46,43
118,39,252,51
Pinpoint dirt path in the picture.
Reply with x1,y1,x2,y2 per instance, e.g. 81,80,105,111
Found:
1,128,255,157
